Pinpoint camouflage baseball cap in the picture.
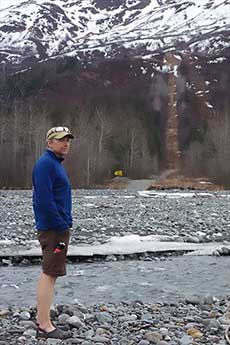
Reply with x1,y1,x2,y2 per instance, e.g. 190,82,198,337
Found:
46,126,74,141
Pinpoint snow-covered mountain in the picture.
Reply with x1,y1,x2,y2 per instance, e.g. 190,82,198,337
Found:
0,0,230,66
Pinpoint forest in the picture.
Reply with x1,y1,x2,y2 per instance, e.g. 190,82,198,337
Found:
0,55,230,188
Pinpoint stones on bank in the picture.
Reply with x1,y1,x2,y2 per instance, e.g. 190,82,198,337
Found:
0,251,191,267
1,245,230,268
0,296,230,344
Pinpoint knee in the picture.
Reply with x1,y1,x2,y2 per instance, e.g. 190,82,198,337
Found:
42,272,57,283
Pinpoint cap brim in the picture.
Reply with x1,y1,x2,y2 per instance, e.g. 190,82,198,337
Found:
47,132,74,140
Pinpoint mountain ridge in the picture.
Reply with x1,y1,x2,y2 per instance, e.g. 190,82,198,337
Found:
0,0,229,67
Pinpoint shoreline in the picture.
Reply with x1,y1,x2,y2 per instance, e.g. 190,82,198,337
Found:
1,296,230,344
1,238,230,267
0,250,192,267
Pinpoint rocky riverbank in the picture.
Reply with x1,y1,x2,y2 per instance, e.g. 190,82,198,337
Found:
1,189,230,344
1,189,230,246
1,295,230,345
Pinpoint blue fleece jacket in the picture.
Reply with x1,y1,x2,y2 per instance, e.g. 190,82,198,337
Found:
32,149,72,231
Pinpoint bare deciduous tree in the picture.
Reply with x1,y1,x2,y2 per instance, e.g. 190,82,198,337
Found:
183,110,230,185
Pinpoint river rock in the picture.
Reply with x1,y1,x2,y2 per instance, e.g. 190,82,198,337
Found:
66,315,84,328
19,311,31,320
159,327,168,337
144,331,162,343
138,341,150,345
16,336,27,343
119,314,137,322
179,334,193,345
203,294,216,305
187,327,203,338
23,329,36,337
47,339,62,345
91,334,110,342
19,320,37,329
58,313,70,324
96,327,111,336
207,319,221,330
96,312,113,323
82,329,95,338
0,309,10,318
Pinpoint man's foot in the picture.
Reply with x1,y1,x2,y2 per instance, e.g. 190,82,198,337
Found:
225,326,230,344
36,326,72,339
36,321,55,333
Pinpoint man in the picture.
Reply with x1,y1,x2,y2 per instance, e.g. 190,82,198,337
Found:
32,126,74,339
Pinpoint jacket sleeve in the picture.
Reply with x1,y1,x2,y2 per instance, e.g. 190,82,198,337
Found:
33,160,69,231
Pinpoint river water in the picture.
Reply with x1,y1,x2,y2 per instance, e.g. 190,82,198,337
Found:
1,255,230,307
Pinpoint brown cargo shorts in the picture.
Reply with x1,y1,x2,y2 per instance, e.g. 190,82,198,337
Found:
37,229,70,277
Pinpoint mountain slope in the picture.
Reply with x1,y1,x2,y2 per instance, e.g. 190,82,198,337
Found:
0,0,229,66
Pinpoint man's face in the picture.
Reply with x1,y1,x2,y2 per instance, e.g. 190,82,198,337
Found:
48,137,71,156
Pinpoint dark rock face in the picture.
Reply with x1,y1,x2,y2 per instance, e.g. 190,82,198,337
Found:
92,0,151,10
92,0,124,10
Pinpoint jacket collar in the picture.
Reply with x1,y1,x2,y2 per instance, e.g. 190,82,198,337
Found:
46,149,64,162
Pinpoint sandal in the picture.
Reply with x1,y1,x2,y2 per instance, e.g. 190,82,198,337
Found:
36,326,72,339
225,326,230,344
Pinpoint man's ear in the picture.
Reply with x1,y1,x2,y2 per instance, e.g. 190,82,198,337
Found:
47,139,53,147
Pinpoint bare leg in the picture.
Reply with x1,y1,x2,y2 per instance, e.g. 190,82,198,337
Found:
36,272,57,332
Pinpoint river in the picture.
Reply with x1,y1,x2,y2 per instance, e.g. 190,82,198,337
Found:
1,255,230,307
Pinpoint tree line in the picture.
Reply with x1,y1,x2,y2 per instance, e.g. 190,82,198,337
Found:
0,89,161,188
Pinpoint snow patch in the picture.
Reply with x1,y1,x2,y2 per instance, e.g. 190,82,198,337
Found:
1,235,230,257
138,191,214,198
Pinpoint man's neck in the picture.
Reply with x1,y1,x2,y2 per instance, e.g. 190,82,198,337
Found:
47,148,64,159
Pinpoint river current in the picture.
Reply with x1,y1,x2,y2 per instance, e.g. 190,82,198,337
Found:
1,255,230,307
